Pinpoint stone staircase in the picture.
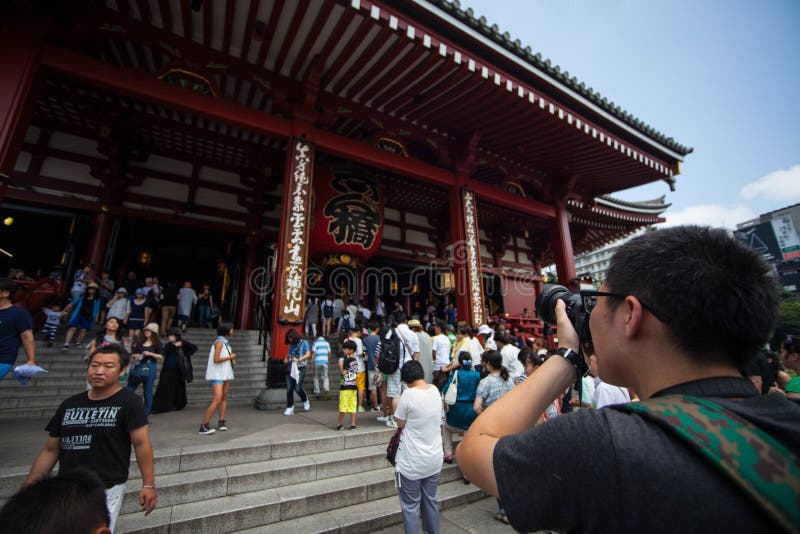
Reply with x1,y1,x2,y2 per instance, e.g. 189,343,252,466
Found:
0,423,485,533
0,329,270,419
0,329,368,419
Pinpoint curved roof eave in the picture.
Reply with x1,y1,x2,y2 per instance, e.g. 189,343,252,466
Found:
414,0,694,160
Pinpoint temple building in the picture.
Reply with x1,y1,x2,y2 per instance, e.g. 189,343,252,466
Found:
0,0,691,357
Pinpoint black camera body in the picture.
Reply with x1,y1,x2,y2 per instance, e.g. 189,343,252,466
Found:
535,284,592,342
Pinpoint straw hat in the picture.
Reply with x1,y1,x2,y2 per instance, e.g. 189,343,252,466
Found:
144,323,160,335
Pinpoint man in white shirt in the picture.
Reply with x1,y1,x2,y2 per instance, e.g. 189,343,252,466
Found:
431,320,452,390
409,319,433,385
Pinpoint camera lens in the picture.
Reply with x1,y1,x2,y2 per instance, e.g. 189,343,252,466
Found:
535,284,569,324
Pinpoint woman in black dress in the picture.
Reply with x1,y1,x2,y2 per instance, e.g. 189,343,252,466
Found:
151,327,197,413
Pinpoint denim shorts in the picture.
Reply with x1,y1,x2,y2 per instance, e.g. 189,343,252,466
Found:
210,380,225,386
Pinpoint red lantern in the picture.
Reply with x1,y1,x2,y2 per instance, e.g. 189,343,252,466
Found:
309,165,383,262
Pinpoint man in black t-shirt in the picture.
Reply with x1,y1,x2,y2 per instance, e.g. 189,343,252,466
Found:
25,344,157,532
458,226,800,532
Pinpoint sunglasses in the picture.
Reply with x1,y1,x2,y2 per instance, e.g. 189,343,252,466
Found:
580,290,669,323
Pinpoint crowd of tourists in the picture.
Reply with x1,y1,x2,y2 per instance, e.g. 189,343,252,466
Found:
1,227,800,533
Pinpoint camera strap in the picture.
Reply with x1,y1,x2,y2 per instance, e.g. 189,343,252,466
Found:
612,394,800,533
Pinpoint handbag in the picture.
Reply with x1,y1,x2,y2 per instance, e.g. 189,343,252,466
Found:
386,427,404,466
444,370,459,405
176,346,194,383
130,361,150,381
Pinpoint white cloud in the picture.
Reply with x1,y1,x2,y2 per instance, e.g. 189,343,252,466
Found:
739,164,800,201
657,204,756,230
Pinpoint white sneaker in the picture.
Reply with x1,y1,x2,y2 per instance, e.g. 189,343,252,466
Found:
376,415,389,422
385,416,398,428
303,400,311,411
283,406,294,416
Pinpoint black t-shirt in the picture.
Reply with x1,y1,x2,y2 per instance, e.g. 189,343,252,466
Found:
493,377,800,533
162,285,179,307
46,388,148,486
78,296,96,319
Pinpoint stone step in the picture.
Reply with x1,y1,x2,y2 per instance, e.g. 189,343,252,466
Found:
116,463,467,533
118,443,391,514
236,479,486,534
0,426,396,500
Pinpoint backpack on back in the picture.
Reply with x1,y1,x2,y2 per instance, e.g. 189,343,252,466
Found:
377,327,402,374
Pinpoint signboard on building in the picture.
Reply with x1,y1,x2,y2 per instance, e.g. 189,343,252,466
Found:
277,138,314,323
733,222,782,263
770,214,800,260
462,188,486,327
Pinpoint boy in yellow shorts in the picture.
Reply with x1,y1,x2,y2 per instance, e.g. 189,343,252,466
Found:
336,340,359,430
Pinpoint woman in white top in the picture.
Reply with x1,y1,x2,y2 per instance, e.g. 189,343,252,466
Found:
199,323,236,435
394,360,443,534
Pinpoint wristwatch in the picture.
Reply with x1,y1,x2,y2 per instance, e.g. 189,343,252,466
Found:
556,347,582,368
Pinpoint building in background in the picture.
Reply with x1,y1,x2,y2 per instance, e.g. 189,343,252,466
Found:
735,203,800,296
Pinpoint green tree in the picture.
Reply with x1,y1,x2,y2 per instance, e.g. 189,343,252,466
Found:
772,291,800,349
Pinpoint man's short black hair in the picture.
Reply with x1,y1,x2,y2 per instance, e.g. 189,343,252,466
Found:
88,343,131,370
0,468,109,534
394,311,408,324
494,332,508,346
604,226,780,365
0,277,13,294
400,360,424,384
342,340,357,352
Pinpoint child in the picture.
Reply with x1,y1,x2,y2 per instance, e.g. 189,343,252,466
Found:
336,340,359,431
41,301,65,347
312,334,331,399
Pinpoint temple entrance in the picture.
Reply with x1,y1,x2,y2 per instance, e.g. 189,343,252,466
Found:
0,203,81,280
109,218,245,322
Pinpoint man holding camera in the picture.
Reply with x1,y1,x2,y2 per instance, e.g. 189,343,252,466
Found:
458,226,800,532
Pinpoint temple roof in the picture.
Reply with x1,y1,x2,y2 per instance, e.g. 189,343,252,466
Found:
420,0,693,157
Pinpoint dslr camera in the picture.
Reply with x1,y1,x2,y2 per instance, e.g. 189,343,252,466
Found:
535,284,591,342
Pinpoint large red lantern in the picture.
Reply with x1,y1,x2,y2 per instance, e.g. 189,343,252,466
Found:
309,165,383,262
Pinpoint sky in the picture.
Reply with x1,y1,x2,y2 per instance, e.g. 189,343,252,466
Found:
459,0,800,229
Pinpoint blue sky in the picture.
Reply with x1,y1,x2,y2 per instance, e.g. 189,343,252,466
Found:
460,0,800,228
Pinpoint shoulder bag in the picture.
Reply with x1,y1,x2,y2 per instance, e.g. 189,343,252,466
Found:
613,394,800,533
444,370,459,405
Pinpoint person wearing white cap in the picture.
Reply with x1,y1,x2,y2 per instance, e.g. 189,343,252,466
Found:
477,324,496,352
127,323,163,415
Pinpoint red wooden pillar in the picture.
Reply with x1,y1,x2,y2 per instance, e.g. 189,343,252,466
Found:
269,132,315,364
86,211,112,271
550,202,577,285
0,16,47,176
236,235,260,329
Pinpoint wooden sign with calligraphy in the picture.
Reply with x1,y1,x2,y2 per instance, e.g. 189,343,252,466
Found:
277,138,314,323
462,188,486,327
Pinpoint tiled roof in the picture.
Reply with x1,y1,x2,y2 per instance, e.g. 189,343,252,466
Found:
429,0,693,156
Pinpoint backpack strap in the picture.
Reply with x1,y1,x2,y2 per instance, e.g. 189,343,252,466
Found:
612,394,800,533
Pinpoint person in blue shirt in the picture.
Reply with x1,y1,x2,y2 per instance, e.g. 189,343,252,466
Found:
0,278,36,381
283,329,311,415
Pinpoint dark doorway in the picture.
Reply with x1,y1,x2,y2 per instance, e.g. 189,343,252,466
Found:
111,218,241,321
0,203,78,280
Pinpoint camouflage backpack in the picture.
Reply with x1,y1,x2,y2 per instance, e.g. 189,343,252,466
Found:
613,395,800,533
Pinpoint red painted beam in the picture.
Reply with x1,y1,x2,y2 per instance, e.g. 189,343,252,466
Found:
467,178,556,220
